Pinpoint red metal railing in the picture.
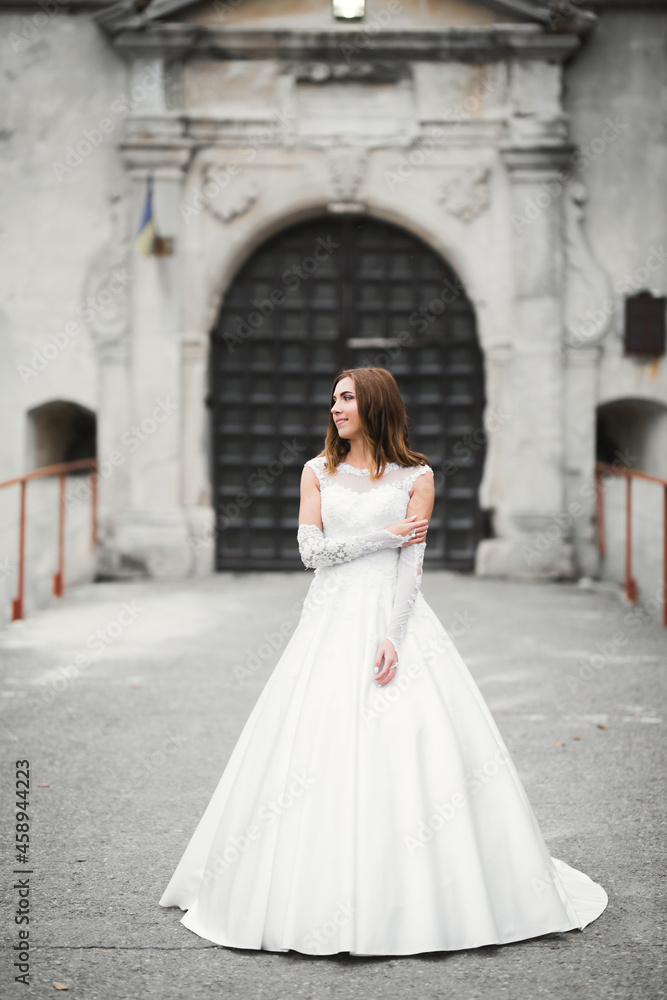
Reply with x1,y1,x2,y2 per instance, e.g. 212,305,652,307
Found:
595,461,667,626
2,457,662,624
0,458,98,621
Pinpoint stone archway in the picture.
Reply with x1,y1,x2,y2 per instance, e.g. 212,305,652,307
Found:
209,214,486,571
26,400,97,471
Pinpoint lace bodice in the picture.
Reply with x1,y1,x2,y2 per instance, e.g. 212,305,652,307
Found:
298,456,434,657
304,457,430,545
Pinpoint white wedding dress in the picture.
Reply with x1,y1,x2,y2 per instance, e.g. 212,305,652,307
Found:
159,456,607,955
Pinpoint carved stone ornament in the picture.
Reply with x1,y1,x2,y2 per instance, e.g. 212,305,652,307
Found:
200,162,259,225
563,182,612,349
326,147,368,204
438,167,490,222
82,193,130,347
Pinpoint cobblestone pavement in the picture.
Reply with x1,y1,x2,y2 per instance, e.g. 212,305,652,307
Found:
1,570,665,1000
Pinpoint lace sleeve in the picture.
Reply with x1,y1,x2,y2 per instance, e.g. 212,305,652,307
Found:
384,464,433,657
385,540,426,657
297,523,405,569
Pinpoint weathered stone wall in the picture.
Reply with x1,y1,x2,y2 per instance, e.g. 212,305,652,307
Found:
0,0,665,620
564,5,667,605
0,13,127,479
0,10,128,621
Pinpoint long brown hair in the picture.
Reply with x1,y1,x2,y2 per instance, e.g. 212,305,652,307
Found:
318,367,430,480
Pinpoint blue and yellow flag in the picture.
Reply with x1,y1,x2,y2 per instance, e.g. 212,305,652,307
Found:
135,175,155,256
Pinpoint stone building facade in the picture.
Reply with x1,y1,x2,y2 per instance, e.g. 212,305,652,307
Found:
1,0,666,600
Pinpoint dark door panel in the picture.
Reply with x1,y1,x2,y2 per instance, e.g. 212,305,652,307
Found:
210,216,485,571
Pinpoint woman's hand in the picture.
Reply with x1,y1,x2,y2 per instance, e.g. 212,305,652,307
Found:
386,515,429,547
374,638,398,686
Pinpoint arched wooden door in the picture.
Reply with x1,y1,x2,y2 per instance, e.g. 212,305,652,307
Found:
209,215,486,571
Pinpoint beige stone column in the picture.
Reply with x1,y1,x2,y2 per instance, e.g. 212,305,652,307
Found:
477,342,513,533
96,338,131,555
477,146,574,578
181,336,215,575
112,147,193,578
82,193,133,573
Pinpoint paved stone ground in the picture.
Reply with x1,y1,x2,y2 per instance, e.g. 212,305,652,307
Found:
0,569,665,1000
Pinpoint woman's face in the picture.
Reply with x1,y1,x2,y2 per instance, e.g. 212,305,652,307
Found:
331,377,361,440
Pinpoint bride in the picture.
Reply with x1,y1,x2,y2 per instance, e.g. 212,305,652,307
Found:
160,366,607,955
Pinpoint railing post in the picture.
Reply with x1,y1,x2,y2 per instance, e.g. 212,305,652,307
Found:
11,480,27,622
625,471,638,604
52,473,66,598
2,458,98,623
90,467,98,548
663,484,667,628
595,466,606,557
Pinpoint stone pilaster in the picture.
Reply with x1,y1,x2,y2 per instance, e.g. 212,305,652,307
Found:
182,337,215,576
477,342,513,539
111,144,194,578
96,338,131,543
476,146,575,578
